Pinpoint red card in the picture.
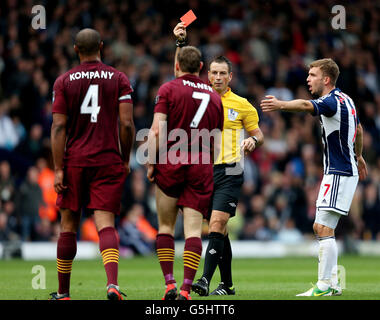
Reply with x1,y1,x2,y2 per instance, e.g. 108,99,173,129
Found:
180,10,197,27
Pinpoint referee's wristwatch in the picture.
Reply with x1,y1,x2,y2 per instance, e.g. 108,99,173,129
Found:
176,38,187,47
250,136,258,144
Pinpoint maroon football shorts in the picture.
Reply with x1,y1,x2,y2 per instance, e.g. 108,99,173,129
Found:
154,163,214,217
56,164,127,215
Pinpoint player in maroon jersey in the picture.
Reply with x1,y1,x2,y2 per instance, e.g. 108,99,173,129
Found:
147,22,224,300
50,28,135,300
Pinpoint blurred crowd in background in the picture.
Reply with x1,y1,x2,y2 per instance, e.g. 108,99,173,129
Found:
1,0,380,256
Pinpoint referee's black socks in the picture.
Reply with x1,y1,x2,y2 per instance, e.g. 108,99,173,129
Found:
203,232,225,284
219,234,233,288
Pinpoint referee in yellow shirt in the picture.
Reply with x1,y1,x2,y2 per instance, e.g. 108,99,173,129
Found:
192,56,264,296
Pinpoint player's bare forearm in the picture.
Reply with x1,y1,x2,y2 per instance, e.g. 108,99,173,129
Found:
51,114,68,193
355,123,368,180
147,127,159,164
148,112,167,165
355,123,364,157
51,114,67,171
261,96,314,113
119,121,135,163
51,128,65,170
119,102,135,166
281,99,314,113
146,122,160,183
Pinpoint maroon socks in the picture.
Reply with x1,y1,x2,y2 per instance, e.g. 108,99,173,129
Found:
156,233,176,285
99,226,120,286
56,232,77,295
156,234,202,293
181,237,202,293
56,227,120,295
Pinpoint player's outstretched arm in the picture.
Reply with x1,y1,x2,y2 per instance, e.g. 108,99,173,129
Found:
260,95,314,113
355,123,368,181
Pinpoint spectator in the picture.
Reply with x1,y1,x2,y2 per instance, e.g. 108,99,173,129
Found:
362,182,380,240
2,200,18,236
81,217,99,242
35,218,54,242
15,166,44,241
15,123,44,162
36,157,58,222
0,100,21,151
0,160,15,203
276,218,304,243
239,213,273,241
0,212,12,241
118,204,156,256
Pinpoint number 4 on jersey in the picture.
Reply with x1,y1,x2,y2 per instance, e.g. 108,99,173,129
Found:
81,84,100,123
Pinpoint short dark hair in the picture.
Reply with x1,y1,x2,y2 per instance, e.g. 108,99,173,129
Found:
309,58,340,86
209,56,232,73
75,28,101,56
177,46,202,74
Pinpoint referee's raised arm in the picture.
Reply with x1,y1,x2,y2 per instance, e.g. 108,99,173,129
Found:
173,22,187,74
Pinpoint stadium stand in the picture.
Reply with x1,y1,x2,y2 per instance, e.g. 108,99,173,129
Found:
0,0,379,255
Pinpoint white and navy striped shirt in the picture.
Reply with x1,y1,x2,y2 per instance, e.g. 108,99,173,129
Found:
310,88,359,176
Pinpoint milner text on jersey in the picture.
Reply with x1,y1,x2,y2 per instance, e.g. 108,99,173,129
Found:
182,79,213,92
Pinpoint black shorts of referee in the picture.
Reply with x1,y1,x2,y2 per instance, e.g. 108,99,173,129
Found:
207,162,244,220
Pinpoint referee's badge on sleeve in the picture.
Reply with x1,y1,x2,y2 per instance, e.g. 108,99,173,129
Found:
228,108,238,121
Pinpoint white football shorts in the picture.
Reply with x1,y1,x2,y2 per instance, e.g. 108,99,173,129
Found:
316,174,359,216
315,209,341,230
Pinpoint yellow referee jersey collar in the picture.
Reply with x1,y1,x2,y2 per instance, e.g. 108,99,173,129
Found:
221,87,232,98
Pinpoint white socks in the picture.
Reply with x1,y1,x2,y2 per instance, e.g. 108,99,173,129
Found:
331,264,338,288
317,236,337,291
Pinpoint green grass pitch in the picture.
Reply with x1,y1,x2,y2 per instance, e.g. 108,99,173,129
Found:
0,255,379,300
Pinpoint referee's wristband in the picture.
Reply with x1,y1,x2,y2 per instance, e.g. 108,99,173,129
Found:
176,38,187,47
250,136,258,144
